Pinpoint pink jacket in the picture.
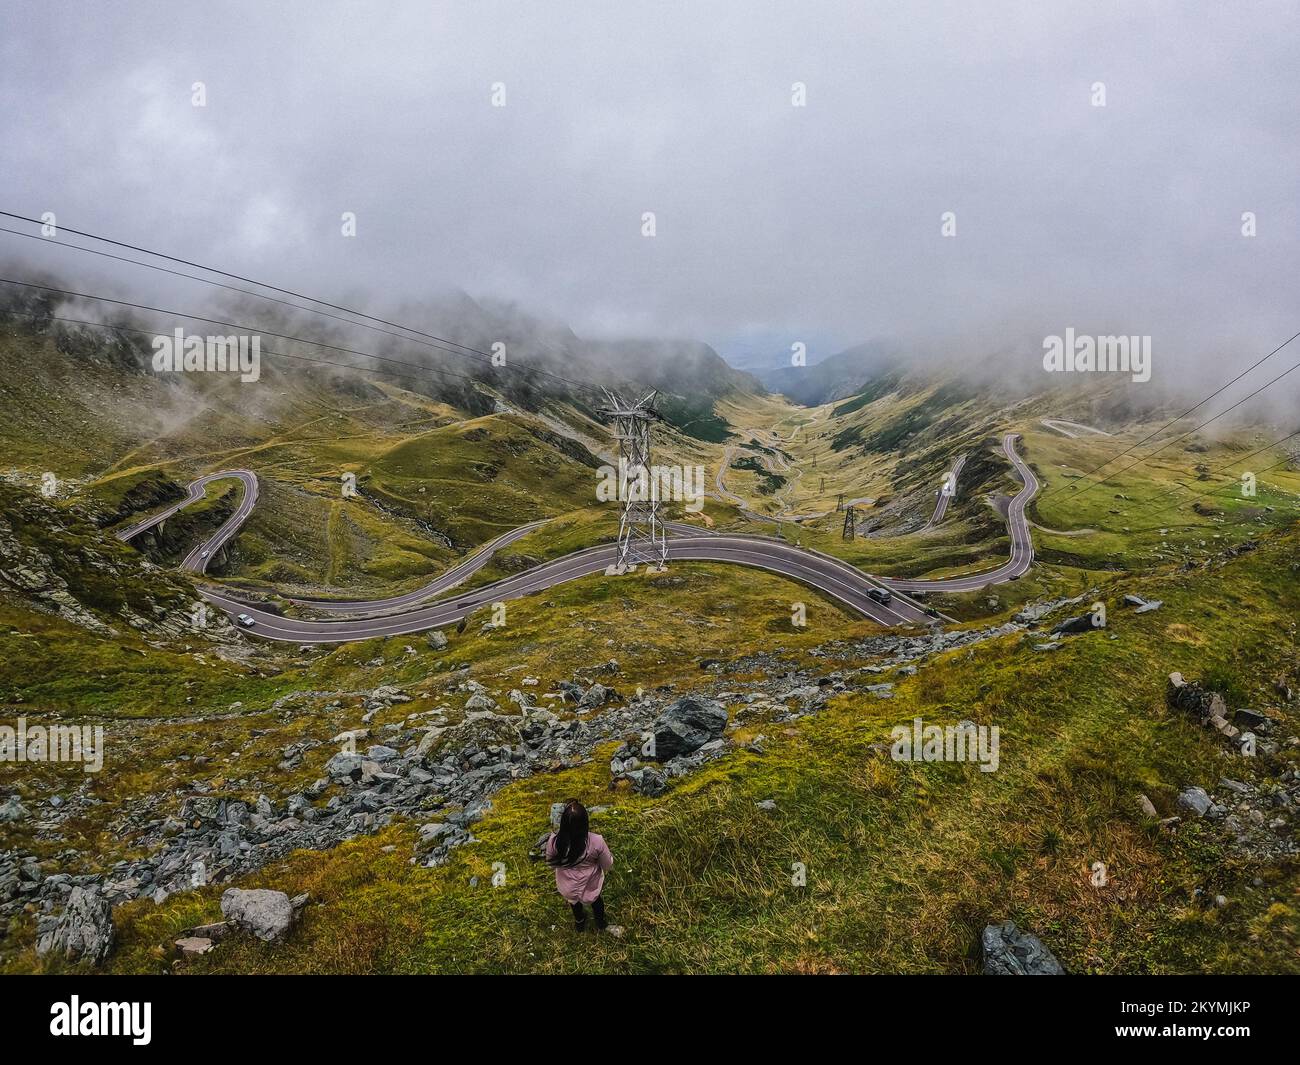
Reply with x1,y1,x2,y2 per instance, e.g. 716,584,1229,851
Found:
546,831,613,904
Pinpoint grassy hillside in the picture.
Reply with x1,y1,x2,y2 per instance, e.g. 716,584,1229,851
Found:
3,303,1298,977
9,524,1290,975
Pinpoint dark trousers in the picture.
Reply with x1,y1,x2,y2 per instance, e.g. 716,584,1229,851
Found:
571,896,606,930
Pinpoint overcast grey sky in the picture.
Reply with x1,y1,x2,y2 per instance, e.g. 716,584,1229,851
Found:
2,0,1297,372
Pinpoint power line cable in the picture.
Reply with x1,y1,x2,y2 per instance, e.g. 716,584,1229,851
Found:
0,224,496,364
1042,356,1300,503
0,212,600,395
1116,427,1300,524
0,276,591,398
3,307,497,393
1037,328,1300,500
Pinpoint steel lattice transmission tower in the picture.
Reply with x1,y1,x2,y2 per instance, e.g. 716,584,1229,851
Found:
598,387,668,574
842,504,857,540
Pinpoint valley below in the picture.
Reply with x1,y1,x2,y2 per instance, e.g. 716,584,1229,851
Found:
1,308,1298,976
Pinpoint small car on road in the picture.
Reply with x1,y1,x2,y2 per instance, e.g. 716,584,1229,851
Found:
867,588,893,605
235,613,256,628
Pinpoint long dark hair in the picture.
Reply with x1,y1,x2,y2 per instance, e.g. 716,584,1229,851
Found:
548,799,589,867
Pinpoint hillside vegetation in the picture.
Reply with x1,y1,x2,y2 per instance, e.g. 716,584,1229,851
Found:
1,306,1297,976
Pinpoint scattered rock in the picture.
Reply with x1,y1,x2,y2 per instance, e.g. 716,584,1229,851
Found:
35,886,114,965
578,683,610,709
175,936,215,957
981,921,1064,975
651,695,728,760
624,766,668,797
0,795,28,823
1233,708,1270,731
1051,613,1097,636
184,920,233,940
1168,672,1227,724
1176,787,1212,818
220,888,297,942
1167,673,1264,747
325,752,364,781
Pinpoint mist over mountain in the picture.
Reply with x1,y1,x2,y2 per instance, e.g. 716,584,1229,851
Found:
2,0,1300,992
757,339,905,403
0,265,759,441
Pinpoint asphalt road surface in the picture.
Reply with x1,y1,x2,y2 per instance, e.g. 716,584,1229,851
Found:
116,470,258,575
925,452,967,527
290,518,552,614
202,532,939,641
714,442,829,525
122,434,1040,641
1040,419,1111,439
884,434,1036,594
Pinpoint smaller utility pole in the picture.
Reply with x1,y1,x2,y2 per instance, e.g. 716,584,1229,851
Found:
842,505,856,540
836,492,844,512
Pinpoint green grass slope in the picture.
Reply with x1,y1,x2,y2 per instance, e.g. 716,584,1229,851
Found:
9,525,1293,975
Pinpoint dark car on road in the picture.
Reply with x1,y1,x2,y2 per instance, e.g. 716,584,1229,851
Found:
867,588,893,605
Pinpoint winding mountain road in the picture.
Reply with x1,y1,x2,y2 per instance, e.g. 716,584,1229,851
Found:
120,433,1039,641
719,435,961,530
290,518,552,614
116,470,259,575
886,435,1036,593
714,439,831,524
1041,419,1111,439
924,452,967,528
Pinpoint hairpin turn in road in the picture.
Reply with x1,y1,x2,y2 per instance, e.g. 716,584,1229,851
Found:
119,434,1037,641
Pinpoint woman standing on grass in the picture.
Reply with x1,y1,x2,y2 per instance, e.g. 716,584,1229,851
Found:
546,799,621,935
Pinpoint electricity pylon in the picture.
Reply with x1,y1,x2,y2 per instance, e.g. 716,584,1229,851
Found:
598,388,667,573
842,504,856,540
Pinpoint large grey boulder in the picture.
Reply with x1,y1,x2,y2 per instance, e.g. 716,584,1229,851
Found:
427,630,448,650
36,886,115,965
1168,673,1228,725
220,888,297,942
0,795,28,822
981,921,1064,975
578,683,609,709
625,766,669,797
325,751,364,781
1176,786,1212,818
652,695,728,761
1051,613,1097,636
